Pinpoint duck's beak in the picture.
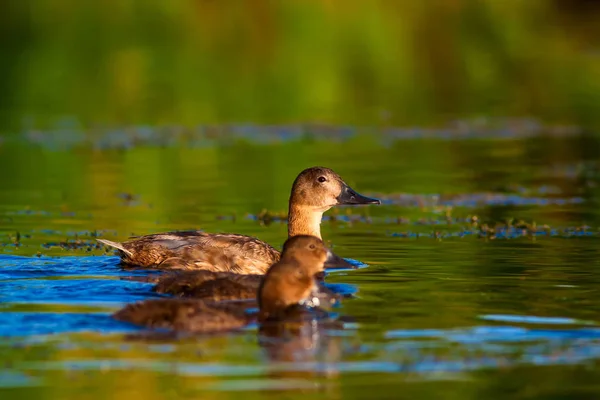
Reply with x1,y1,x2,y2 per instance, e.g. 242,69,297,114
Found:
324,249,357,270
337,183,381,205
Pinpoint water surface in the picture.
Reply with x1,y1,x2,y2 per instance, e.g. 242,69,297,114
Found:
1,129,600,399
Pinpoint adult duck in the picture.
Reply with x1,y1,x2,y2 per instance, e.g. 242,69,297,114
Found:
98,166,379,273
114,235,338,333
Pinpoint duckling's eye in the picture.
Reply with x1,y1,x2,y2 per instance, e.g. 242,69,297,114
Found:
309,244,316,250
317,176,327,183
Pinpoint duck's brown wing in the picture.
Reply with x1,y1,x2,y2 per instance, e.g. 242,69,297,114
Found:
103,231,281,273
155,271,263,301
113,298,251,333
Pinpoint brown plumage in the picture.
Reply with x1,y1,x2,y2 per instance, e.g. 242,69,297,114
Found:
114,236,339,333
101,233,280,274
155,270,263,301
98,166,379,272
152,255,349,303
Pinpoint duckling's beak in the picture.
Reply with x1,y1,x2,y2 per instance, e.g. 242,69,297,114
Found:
337,184,381,205
324,249,357,270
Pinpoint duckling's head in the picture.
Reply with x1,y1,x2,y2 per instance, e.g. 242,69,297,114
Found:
280,234,335,275
258,235,342,320
290,166,380,212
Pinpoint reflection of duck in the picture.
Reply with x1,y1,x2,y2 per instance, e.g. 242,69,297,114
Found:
113,236,339,333
257,305,354,386
98,166,379,272
258,316,345,376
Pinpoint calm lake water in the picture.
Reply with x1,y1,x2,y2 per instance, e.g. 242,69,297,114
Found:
1,125,600,399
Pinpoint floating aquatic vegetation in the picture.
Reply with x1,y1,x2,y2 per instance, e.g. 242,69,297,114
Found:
41,240,105,252
374,192,585,208
242,208,599,238
215,213,236,222
241,207,600,241
388,222,597,240
116,193,140,207
251,209,288,226
8,118,585,151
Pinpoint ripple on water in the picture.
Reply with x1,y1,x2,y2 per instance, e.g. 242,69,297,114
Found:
0,370,41,388
0,255,165,338
385,324,600,342
0,278,158,304
479,314,596,325
0,255,133,278
381,324,600,376
0,312,136,337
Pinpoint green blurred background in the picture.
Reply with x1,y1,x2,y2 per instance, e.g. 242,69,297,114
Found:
1,0,599,130
2,3,600,399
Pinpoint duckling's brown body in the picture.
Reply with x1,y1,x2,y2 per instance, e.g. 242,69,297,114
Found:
99,167,379,273
114,236,337,333
155,270,263,300
153,267,345,304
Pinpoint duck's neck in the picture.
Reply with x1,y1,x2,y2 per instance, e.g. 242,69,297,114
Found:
287,205,324,239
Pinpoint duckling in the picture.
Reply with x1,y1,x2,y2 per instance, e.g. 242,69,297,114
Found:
113,235,339,333
154,270,264,301
152,252,354,302
98,166,379,272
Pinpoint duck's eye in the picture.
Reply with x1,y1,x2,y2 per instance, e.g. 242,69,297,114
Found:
309,244,316,250
317,176,327,183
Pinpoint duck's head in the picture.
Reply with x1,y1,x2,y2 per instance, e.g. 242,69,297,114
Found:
289,167,381,212
258,235,344,320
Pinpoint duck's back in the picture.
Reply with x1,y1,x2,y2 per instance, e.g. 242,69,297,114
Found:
103,231,281,273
